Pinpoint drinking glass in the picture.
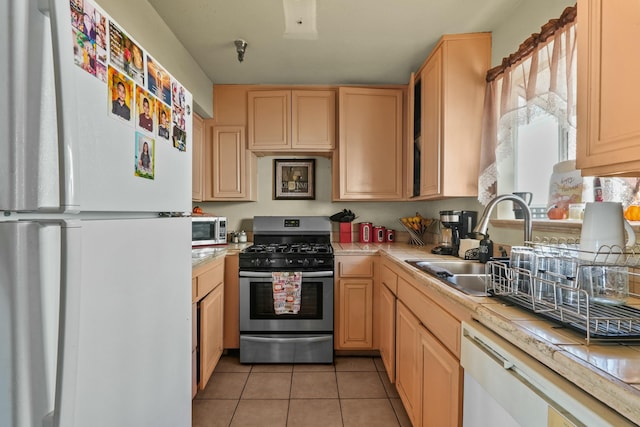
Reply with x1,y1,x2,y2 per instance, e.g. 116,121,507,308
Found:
579,265,629,305
509,246,536,294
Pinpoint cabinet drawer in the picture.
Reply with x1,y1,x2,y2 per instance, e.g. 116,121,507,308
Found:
380,263,398,294
397,277,460,357
197,264,224,299
338,256,375,277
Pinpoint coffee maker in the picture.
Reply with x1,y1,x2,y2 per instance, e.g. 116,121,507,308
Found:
431,210,477,257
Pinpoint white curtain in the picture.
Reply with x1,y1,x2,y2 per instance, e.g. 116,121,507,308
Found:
478,6,577,205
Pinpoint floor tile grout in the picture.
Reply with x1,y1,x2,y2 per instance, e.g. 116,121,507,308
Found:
193,356,409,427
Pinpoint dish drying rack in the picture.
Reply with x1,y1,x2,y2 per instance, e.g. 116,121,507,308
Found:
485,237,640,344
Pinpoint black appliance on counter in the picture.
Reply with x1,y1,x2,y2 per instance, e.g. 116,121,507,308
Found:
238,216,334,364
432,210,477,257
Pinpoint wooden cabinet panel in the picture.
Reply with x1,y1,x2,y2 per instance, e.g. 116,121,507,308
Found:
411,33,490,199
380,262,398,295
420,325,461,427
192,113,204,201
577,0,640,175
248,90,291,150
336,278,373,349
397,276,460,357
196,261,223,300
199,284,224,390
338,255,375,277
421,50,442,197
292,90,335,150
395,301,422,427
223,253,240,349
334,87,404,200
379,282,396,383
204,122,256,201
192,257,225,392
334,255,377,350
248,89,335,152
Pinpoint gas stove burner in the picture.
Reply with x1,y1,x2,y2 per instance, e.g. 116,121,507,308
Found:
243,242,333,255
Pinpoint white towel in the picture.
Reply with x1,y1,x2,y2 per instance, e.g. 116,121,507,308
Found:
272,272,302,315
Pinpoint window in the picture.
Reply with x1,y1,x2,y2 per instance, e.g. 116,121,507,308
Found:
478,6,577,216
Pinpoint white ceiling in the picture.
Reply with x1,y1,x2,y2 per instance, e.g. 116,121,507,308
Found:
147,0,524,85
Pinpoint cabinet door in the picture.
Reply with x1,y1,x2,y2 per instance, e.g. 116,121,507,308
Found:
192,113,204,201
420,325,461,427
248,90,291,150
205,124,255,200
577,0,640,175
395,301,421,427
223,253,240,349
421,49,442,197
379,283,396,383
199,284,224,390
292,90,335,150
336,278,373,349
335,87,404,200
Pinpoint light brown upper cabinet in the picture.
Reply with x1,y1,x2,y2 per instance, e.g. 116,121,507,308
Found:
409,33,491,199
577,0,640,176
203,120,256,201
247,90,335,152
192,113,204,202
333,87,404,201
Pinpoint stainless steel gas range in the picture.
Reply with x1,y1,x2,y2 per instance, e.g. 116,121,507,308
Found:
238,216,334,364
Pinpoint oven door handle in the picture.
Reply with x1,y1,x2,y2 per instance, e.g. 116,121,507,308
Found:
241,335,332,344
239,271,334,278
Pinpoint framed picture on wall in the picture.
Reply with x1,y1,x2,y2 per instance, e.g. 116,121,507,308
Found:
274,159,315,200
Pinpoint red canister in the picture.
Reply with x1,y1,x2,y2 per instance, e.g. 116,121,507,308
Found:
385,229,395,242
358,222,373,243
373,226,386,243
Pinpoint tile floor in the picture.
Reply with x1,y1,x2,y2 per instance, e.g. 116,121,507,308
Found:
193,354,412,427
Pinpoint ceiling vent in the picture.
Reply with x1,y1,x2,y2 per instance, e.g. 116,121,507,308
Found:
283,0,318,40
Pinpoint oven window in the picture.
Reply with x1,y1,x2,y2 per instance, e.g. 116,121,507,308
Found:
249,280,323,319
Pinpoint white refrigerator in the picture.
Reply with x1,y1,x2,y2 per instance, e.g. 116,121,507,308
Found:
1,1,193,426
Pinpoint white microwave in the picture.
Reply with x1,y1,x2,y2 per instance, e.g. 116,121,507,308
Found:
192,216,227,246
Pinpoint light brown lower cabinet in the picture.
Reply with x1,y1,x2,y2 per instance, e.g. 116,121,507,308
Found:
192,257,225,393
420,325,461,427
396,301,423,426
378,280,396,382
199,283,224,389
223,253,240,349
395,299,462,427
334,255,377,350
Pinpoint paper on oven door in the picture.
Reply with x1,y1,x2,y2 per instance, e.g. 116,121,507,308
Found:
272,272,302,314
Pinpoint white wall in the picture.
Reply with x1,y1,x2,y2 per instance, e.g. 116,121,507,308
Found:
199,155,486,235
97,0,213,117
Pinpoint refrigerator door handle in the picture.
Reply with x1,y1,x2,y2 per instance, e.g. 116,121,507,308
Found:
50,220,82,427
39,0,80,212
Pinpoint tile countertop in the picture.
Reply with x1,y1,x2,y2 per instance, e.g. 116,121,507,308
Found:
335,242,640,425
191,243,250,268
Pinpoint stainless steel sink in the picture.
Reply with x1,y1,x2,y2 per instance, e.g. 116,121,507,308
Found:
406,260,488,275
405,260,488,296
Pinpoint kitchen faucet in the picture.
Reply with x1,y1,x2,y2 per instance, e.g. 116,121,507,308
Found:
474,194,532,243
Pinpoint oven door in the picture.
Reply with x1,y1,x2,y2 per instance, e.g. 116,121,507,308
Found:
239,270,333,333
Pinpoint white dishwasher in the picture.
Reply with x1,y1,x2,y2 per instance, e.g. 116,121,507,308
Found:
460,321,635,427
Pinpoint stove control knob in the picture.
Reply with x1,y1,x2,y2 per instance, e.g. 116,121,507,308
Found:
251,258,260,267
302,259,309,268
311,258,320,267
